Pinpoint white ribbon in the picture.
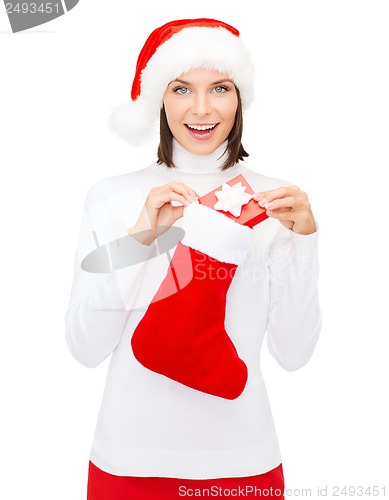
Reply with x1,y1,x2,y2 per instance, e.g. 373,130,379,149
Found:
213,182,253,217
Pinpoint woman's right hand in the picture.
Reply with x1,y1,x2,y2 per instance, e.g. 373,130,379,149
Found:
128,182,199,245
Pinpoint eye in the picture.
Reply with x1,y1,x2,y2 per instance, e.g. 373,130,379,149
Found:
213,85,229,93
173,86,190,95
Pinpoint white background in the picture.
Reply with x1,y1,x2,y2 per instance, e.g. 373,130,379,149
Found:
1,1,388,499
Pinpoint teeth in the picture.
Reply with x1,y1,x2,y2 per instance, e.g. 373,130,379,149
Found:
187,124,216,131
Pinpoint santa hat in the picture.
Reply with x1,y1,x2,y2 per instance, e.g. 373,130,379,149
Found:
109,18,255,145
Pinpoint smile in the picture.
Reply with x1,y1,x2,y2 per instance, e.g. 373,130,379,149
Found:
185,123,218,131
184,123,219,140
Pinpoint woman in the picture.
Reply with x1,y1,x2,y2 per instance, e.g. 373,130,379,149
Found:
65,18,321,499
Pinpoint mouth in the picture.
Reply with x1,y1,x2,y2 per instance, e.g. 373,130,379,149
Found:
184,123,219,140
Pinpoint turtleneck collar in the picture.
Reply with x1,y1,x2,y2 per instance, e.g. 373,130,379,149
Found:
170,139,230,174
150,139,244,181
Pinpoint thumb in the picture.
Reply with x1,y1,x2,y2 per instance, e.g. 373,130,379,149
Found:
171,205,184,222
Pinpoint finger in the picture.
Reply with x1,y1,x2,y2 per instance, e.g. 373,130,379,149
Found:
268,206,293,214
263,196,299,211
266,209,296,221
266,208,293,223
165,182,199,202
147,190,191,209
254,185,300,206
253,187,289,205
268,209,316,234
164,191,192,207
171,205,185,222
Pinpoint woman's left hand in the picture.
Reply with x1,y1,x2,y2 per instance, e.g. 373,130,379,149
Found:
253,185,317,235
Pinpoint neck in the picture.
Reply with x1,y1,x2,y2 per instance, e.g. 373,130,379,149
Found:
171,139,229,174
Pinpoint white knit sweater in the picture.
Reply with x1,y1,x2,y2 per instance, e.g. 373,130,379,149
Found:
64,140,321,479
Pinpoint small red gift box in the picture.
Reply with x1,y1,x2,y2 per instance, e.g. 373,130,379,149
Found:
199,174,268,228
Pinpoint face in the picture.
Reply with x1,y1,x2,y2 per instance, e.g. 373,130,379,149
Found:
163,68,238,155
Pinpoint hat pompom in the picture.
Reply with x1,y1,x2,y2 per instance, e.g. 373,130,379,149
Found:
108,98,159,146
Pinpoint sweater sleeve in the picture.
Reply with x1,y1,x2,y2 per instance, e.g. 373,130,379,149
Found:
64,181,158,368
266,224,322,371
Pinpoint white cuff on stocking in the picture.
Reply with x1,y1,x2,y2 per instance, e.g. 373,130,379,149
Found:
181,202,254,265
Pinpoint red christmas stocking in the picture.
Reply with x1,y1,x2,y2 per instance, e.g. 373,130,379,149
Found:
131,202,254,400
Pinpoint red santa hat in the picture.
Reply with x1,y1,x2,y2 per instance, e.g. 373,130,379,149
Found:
109,18,255,145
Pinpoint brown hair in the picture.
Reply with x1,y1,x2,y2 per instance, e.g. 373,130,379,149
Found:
157,86,249,171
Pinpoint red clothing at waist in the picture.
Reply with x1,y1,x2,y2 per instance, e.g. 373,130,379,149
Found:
87,460,285,500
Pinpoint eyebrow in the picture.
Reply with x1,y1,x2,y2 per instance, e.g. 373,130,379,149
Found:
171,78,234,86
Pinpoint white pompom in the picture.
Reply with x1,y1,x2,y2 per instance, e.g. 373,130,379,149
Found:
108,97,159,146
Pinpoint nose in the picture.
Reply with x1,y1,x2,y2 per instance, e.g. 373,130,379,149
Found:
191,92,211,117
